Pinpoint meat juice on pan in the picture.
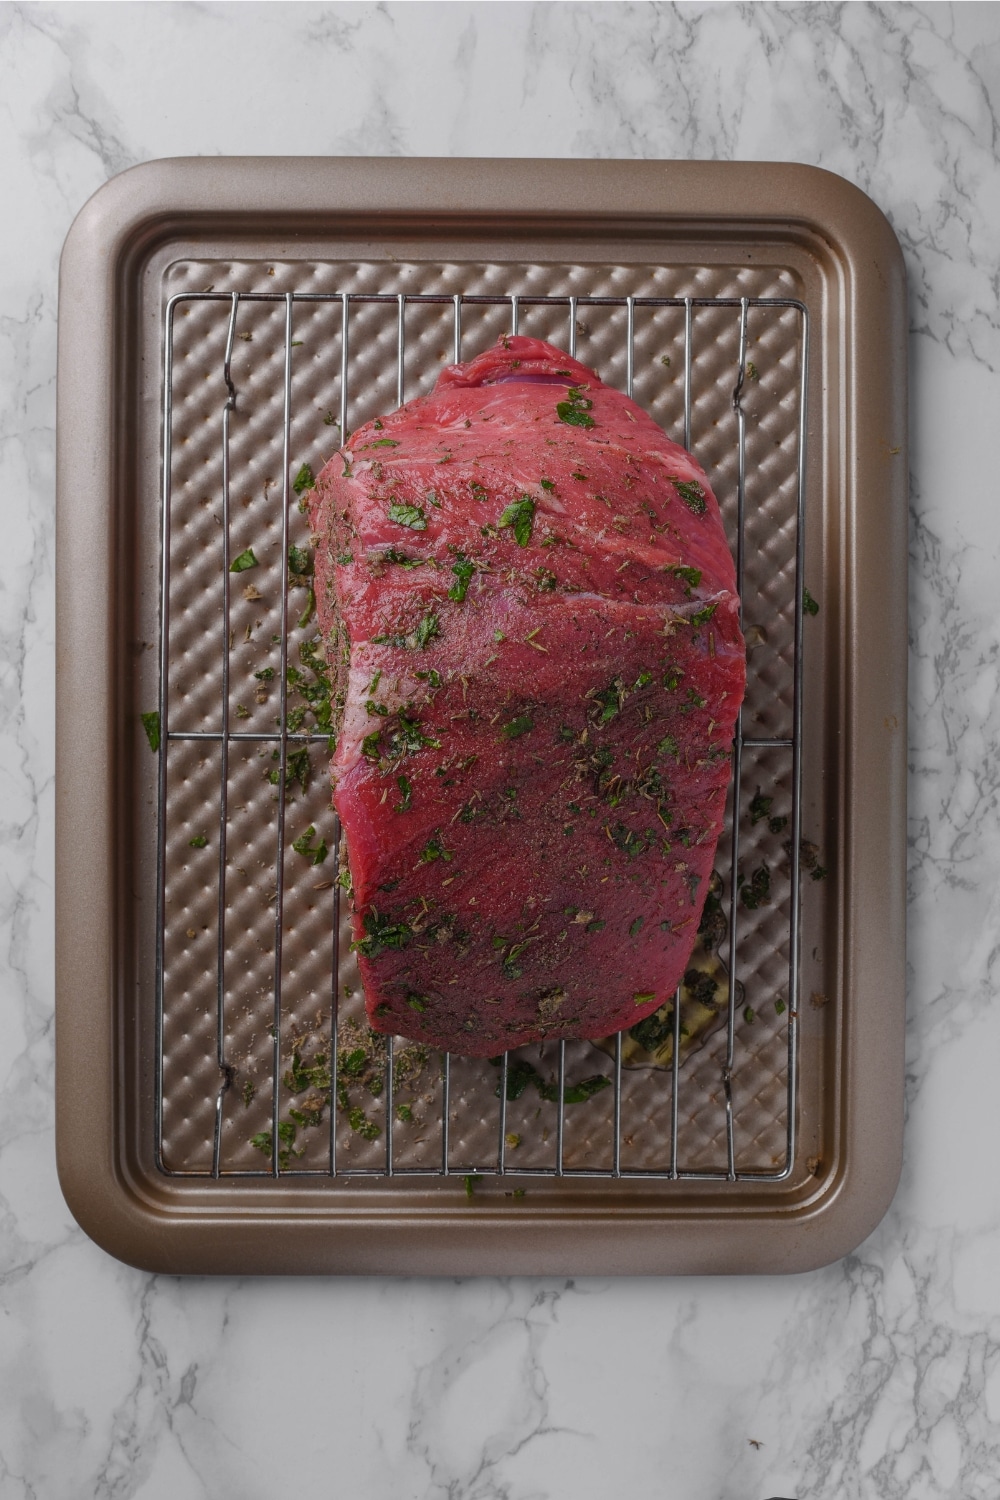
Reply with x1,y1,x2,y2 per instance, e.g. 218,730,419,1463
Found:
309,337,745,1057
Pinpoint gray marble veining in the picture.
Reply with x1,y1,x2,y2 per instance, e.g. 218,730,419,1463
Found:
2,2,999,1495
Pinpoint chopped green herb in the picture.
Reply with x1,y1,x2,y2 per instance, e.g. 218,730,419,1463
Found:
284,1048,331,1093
498,496,535,547
561,1075,612,1104
775,998,787,1016
769,815,788,835
141,711,161,752
291,824,328,866
743,1005,756,1024
501,714,534,740
381,547,428,569
740,864,772,910
396,1103,414,1122
556,386,596,429
419,833,452,863
393,775,413,812
493,1057,611,1106
352,909,413,960
629,917,644,938
362,731,381,760
347,1107,381,1140
463,1174,483,1199
689,601,718,627
388,502,427,530
469,481,488,502
288,543,313,578
608,822,658,860
630,1008,673,1051
297,588,316,629
449,553,475,602
571,470,588,482
540,477,556,492
386,711,440,761
285,637,334,741
683,967,718,1008
660,355,671,368
414,612,441,650
250,1119,301,1167
406,995,428,1012
749,789,772,825
593,677,625,724
188,834,208,849
667,563,703,591
229,548,259,573
585,919,605,934
371,612,440,654
673,479,706,515
662,666,684,692
368,438,400,448
657,734,679,760
241,1078,255,1108
535,567,557,592
633,991,656,1005
803,586,820,616
746,361,759,382
254,667,275,682
292,464,315,495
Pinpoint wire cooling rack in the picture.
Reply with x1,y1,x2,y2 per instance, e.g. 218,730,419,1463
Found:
155,279,808,1185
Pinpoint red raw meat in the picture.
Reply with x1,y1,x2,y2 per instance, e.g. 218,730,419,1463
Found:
309,336,744,1056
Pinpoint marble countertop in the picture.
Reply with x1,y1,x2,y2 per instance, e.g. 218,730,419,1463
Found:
3,2,998,1495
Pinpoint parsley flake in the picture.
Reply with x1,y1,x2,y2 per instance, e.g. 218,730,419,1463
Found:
291,824,328,866
388,502,427,531
673,479,706,515
141,711,161,752
749,789,772,825
449,553,475,602
556,386,596,429
498,496,535,547
292,464,315,495
501,714,534,740
393,775,413,812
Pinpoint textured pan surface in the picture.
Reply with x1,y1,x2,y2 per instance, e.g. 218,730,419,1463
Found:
160,260,800,1179
55,158,907,1275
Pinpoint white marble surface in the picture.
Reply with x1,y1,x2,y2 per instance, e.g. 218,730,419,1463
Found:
2,1,1000,1494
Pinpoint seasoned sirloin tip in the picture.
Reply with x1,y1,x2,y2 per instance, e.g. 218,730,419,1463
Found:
308,336,745,1056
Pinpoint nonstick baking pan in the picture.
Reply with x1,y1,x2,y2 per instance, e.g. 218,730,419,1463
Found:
55,158,907,1275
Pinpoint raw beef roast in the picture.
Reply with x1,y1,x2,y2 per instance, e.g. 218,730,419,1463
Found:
310,336,745,1056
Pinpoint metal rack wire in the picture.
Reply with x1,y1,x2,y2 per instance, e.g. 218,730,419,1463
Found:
155,286,808,1185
